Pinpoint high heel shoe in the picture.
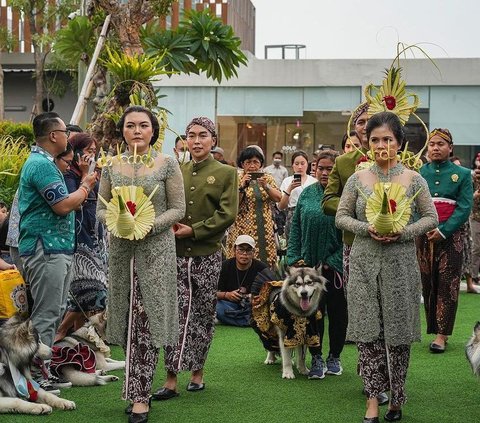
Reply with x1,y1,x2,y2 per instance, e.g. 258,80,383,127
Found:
384,409,402,421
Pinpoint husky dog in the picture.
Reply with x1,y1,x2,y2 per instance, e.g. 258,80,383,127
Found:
0,315,76,415
466,321,480,376
254,267,327,379
53,311,125,386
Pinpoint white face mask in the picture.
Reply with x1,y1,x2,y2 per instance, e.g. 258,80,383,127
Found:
177,151,190,163
273,159,282,166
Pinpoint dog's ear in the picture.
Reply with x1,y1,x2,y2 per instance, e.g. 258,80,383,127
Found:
314,262,323,276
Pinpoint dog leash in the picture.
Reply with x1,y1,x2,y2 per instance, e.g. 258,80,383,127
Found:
68,289,95,324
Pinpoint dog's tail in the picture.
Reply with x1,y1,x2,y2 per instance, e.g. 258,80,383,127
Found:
61,367,109,386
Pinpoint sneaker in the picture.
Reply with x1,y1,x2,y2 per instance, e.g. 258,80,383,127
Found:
47,373,72,389
37,379,61,395
326,355,343,376
308,354,325,379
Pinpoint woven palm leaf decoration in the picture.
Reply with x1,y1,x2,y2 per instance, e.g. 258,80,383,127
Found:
364,67,419,126
100,185,159,240
364,182,421,235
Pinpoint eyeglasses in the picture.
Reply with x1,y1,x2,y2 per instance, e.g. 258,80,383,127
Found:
51,129,71,138
236,247,254,255
58,157,72,166
243,159,262,166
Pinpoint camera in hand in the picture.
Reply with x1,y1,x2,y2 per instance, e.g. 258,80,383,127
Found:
249,171,264,180
238,286,250,309
293,173,301,182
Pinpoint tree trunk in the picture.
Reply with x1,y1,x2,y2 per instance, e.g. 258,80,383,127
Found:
116,21,144,55
33,49,44,117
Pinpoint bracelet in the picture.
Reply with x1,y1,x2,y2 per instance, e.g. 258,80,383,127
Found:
283,190,290,196
265,184,271,192
81,183,91,193
79,186,89,200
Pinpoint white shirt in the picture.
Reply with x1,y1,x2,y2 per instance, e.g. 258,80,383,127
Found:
280,175,317,208
264,164,289,188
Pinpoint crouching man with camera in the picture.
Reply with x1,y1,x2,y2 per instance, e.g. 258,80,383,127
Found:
216,235,268,326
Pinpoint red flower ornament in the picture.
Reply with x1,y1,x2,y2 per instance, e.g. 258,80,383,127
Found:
383,95,396,110
389,199,397,213
126,200,136,216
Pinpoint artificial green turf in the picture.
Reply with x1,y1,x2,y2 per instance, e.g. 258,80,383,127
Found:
4,291,480,423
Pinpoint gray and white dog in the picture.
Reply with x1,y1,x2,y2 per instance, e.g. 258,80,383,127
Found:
0,314,76,415
263,266,327,379
53,311,125,386
466,321,480,377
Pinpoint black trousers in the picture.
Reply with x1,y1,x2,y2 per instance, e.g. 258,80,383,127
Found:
310,267,348,357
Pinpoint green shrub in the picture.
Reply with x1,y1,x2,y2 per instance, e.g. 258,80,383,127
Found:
0,135,30,206
0,121,35,145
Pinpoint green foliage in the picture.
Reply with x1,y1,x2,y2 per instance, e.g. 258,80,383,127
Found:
54,16,96,65
100,46,169,106
0,135,30,206
182,9,248,82
101,45,166,84
151,0,177,16
143,9,248,83
0,121,35,145
0,27,17,52
143,28,198,75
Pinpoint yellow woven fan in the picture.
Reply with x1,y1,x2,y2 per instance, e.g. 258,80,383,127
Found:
365,182,419,235
364,67,419,126
99,185,159,240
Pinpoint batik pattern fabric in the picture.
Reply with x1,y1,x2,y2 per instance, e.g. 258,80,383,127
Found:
123,258,159,404
65,172,108,313
226,173,278,268
251,280,284,352
68,241,108,312
416,228,463,335
357,340,410,407
461,222,472,276
270,296,322,348
164,251,221,373
251,280,322,350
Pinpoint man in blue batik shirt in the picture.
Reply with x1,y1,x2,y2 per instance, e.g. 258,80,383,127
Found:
18,112,97,390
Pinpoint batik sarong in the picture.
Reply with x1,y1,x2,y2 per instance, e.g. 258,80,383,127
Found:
164,251,221,372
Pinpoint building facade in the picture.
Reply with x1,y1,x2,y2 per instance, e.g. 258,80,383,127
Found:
156,54,480,167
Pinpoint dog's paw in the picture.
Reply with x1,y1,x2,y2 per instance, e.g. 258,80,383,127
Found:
57,399,76,410
297,366,309,375
31,404,53,415
282,370,295,379
264,351,276,365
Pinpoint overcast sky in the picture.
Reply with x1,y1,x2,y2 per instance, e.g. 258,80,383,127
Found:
252,0,480,59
